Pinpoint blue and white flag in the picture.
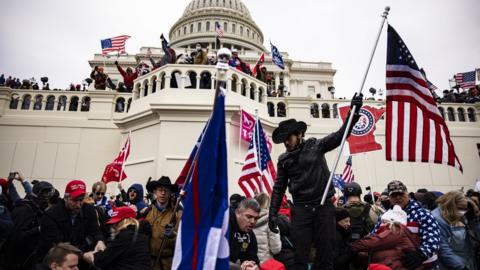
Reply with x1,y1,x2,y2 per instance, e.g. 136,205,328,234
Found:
172,90,229,270
270,42,285,70
333,174,346,191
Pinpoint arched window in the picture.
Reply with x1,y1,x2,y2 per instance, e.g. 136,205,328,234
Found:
183,26,186,35
258,87,264,103
241,79,248,96
247,29,250,37
438,107,445,119
190,24,194,33
45,95,55,110
447,107,455,121
277,102,286,117
249,83,256,100
160,73,166,90
127,98,132,113
9,94,19,109
199,71,212,89
171,71,181,88
186,71,197,89
57,96,67,111
232,24,236,33
198,22,202,31
33,95,43,110
267,102,275,117
332,104,338,118
21,94,31,110
467,108,476,122
240,26,243,36
69,96,79,111
224,22,228,32
115,97,125,113
143,82,149,96
151,76,157,94
457,108,466,122
231,75,238,92
178,29,181,36
81,97,90,112
310,103,319,118
206,22,211,31
321,103,330,118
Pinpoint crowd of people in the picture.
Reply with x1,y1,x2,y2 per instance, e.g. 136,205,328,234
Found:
438,87,480,104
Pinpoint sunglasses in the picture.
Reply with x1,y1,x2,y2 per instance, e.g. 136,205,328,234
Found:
95,192,105,196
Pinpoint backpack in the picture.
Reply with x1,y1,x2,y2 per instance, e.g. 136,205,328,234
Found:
346,203,371,241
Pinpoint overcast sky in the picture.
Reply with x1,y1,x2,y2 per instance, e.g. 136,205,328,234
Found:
1,0,479,97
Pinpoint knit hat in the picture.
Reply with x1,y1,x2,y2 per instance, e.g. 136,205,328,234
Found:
336,208,350,222
381,205,407,225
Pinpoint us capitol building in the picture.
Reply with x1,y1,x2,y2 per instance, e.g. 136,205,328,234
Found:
0,0,479,195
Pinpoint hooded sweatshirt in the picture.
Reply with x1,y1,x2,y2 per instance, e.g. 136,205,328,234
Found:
127,184,147,215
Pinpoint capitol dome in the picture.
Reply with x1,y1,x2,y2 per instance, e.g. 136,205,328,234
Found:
169,0,265,52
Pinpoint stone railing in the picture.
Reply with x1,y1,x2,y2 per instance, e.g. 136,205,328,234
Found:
132,64,268,104
0,87,132,117
266,96,480,123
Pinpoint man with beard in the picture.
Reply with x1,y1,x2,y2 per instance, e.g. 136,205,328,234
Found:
268,93,363,270
38,180,106,267
5,179,55,269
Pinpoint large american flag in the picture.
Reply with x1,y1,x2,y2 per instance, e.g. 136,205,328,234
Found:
238,119,276,197
341,156,355,183
385,25,462,172
215,22,224,37
101,35,130,55
454,71,476,89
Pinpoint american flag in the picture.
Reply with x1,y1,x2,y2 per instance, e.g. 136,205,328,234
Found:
238,119,276,198
215,22,224,37
385,25,462,172
101,35,130,55
341,156,355,183
454,71,476,89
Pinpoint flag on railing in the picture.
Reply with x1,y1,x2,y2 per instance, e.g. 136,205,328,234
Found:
341,156,355,184
338,104,385,155
101,134,131,183
238,119,276,197
454,71,476,90
101,35,130,55
270,42,285,70
252,52,265,77
215,22,224,37
172,89,229,270
385,25,463,172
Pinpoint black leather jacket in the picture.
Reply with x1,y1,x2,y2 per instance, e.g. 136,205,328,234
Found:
270,113,359,215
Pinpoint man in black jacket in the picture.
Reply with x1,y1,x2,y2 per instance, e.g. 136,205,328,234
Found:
5,181,55,269
38,180,105,266
268,93,363,270
230,198,261,270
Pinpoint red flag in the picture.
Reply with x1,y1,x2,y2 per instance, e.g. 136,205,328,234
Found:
339,105,385,155
240,110,272,152
252,52,265,77
102,135,131,183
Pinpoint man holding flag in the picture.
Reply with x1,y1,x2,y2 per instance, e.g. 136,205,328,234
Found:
268,94,363,269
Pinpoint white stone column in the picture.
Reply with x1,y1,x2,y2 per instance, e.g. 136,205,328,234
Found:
254,88,260,102
275,73,280,91
227,78,232,92
164,76,171,90
236,82,242,94
261,90,267,104
155,79,162,92
148,83,154,95
139,86,145,97
284,75,290,94
196,76,201,90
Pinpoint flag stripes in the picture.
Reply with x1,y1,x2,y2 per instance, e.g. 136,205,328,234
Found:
101,35,130,55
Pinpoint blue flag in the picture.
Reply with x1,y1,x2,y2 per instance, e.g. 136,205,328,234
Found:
333,174,345,191
270,42,285,70
172,90,229,270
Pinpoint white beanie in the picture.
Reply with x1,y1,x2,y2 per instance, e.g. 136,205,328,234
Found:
381,205,407,225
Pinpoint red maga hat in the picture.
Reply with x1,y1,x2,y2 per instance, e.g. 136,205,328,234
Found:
106,206,136,225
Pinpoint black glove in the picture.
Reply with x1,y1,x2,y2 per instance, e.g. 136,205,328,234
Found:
164,224,175,239
350,93,363,115
401,249,426,270
114,61,118,66
268,214,279,233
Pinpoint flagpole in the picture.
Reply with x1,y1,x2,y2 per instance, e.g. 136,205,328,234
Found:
119,130,131,183
321,6,390,205
254,109,261,192
155,49,231,269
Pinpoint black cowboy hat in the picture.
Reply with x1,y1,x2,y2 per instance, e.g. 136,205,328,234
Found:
272,119,307,144
146,176,178,193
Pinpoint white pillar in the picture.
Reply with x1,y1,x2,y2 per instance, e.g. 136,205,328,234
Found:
275,73,280,91
254,88,260,102
196,76,201,90
155,79,162,92
165,76,171,90
148,83,154,95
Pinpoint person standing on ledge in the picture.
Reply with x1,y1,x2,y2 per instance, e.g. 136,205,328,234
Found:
268,93,363,270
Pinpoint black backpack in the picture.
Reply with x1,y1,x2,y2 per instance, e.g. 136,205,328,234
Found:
347,204,371,241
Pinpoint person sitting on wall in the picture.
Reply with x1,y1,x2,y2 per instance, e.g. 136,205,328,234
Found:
90,66,108,90
115,61,137,92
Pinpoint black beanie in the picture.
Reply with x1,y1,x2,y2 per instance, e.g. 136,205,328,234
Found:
336,208,350,222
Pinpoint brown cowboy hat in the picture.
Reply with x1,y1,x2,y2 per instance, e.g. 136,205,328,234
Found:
272,119,307,144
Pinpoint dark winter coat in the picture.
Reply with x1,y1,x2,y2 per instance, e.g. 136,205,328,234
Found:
38,199,104,259
270,114,358,213
351,224,423,270
127,184,148,215
93,223,151,270
334,225,353,270
229,210,260,265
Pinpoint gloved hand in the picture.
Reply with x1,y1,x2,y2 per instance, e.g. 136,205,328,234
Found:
114,61,118,66
401,249,426,270
350,93,363,115
268,214,279,233
164,224,175,239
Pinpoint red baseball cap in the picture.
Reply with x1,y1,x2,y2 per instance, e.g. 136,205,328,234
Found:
65,180,86,200
106,206,136,224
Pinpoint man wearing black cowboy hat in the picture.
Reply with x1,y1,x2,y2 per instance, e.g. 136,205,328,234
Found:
268,93,363,270
145,176,181,270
